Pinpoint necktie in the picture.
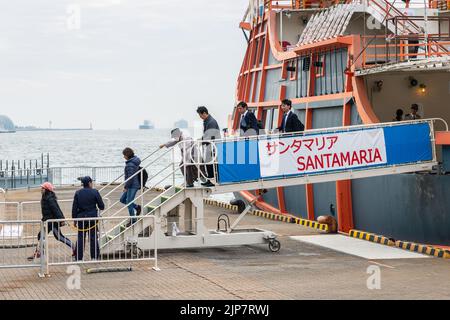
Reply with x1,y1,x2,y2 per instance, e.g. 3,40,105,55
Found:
283,113,288,131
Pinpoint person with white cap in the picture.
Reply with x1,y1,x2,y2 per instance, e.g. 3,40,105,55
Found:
28,182,74,260
160,128,199,188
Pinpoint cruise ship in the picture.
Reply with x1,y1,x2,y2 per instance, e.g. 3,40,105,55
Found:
230,0,450,246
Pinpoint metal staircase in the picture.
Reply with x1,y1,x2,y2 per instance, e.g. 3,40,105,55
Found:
93,119,442,255
99,185,185,253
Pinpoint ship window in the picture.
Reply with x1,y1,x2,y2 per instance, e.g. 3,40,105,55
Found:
263,108,272,133
253,39,260,67
262,107,280,132
259,36,265,65
272,108,279,130
315,55,326,78
289,59,297,80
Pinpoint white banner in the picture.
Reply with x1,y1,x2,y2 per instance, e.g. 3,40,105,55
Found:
258,129,387,178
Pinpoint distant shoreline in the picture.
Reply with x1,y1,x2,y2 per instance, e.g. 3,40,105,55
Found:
14,128,93,132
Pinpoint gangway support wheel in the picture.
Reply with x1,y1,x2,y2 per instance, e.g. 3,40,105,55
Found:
268,239,281,253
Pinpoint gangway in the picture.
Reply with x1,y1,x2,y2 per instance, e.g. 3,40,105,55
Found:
98,119,442,255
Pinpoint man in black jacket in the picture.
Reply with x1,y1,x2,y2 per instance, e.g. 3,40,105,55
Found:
237,101,259,137
72,176,105,261
278,99,304,133
197,106,221,187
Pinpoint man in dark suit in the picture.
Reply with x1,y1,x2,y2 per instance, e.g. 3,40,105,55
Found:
278,99,304,133
237,101,259,137
197,106,221,187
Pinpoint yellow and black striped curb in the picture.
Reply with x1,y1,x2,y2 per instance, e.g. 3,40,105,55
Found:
204,200,328,232
395,240,450,259
292,217,329,232
251,209,293,224
240,208,329,232
349,229,395,246
203,198,239,211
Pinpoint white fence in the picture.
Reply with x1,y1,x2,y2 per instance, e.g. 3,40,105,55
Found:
0,166,124,190
0,215,158,276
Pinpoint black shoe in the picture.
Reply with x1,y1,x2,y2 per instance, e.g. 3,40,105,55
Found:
136,205,142,216
201,181,215,188
186,184,194,188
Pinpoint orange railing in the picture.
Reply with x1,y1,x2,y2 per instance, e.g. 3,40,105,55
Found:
361,34,450,68
265,0,450,10
266,0,350,10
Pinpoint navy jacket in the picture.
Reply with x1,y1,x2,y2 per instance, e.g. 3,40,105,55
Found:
72,187,105,218
41,192,65,222
278,111,304,133
240,111,259,136
124,156,141,189
202,115,221,141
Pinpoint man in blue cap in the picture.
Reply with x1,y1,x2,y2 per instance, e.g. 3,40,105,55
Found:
72,176,105,261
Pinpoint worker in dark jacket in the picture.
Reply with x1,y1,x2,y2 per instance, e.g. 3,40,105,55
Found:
72,176,105,261
277,99,304,133
120,147,142,226
197,106,221,187
28,182,74,260
237,101,259,137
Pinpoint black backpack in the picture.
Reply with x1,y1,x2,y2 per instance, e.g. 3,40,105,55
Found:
257,120,264,130
139,167,149,189
299,120,305,132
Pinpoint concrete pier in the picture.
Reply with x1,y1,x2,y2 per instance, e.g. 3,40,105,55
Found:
0,186,449,300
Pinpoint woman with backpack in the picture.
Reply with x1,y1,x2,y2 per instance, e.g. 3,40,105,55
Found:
28,182,75,260
120,147,142,227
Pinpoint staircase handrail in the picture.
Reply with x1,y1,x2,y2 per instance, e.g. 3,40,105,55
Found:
98,147,165,194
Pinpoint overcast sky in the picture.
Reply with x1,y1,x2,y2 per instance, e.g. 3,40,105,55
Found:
0,0,248,129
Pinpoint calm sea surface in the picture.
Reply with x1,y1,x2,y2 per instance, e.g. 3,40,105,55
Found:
0,129,174,167
0,129,233,201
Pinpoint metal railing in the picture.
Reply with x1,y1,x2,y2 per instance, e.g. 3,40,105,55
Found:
99,146,179,218
0,201,20,221
0,166,125,190
19,197,111,223
43,215,158,275
0,219,45,275
0,215,158,276
180,118,447,187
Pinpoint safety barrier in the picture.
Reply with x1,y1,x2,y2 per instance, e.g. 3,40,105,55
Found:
395,240,450,259
349,229,395,246
19,198,112,222
42,215,159,275
0,219,45,275
0,201,20,221
0,215,159,276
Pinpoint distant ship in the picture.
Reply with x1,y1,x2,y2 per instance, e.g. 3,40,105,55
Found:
139,120,154,130
174,119,188,129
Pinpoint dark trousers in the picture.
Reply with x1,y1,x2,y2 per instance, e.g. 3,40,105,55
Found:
76,220,99,261
38,222,73,250
180,162,198,185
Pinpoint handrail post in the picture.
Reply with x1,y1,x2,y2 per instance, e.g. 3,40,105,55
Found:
38,221,46,278
141,166,144,214
172,147,176,188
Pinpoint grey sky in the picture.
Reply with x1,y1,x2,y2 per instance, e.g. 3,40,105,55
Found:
0,0,248,129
